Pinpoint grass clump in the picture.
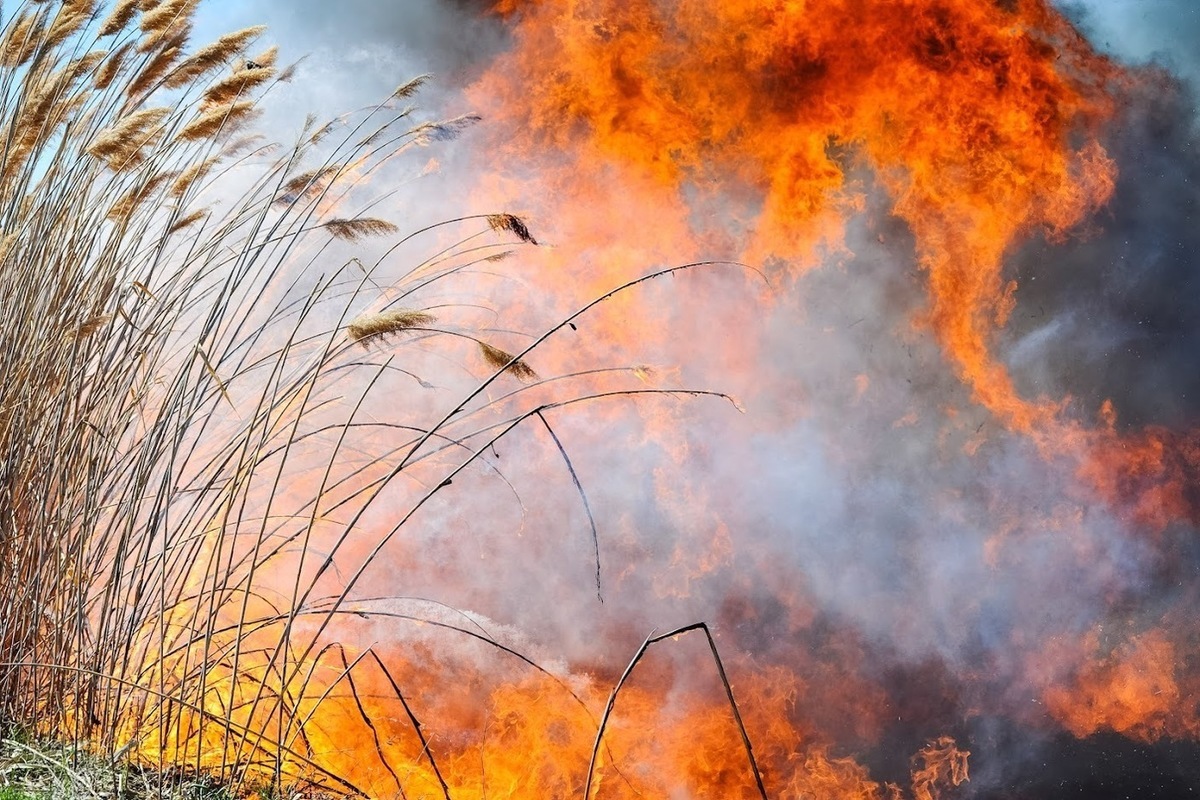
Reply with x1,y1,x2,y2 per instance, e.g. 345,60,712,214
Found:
0,785,42,800
0,735,257,800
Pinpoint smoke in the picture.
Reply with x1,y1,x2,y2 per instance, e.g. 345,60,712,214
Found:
1001,69,1200,430
196,0,507,101
1063,0,1200,91
275,0,504,77
1002,0,1200,431
183,0,1200,794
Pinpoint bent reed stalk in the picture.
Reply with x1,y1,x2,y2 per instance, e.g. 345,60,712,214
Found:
0,2,751,797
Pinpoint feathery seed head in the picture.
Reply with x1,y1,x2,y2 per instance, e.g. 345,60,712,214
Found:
486,213,538,245
479,341,538,382
347,310,436,345
99,0,140,36
320,217,399,242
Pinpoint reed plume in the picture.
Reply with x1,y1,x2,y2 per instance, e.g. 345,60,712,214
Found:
107,170,171,220
0,10,47,68
167,206,207,233
164,25,267,88
174,99,255,140
93,41,133,89
201,65,274,106
347,309,437,344
136,0,196,52
44,7,89,51
99,0,140,36
169,154,219,196
479,341,539,382
125,32,188,97
86,106,171,169
488,212,539,245
394,73,432,99
246,43,278,69
274,164,339,204
411,112,482,145
320,216,399,241
138,0,195,37
72,315,112,340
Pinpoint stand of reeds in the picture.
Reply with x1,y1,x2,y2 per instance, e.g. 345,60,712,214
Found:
0,2,746,797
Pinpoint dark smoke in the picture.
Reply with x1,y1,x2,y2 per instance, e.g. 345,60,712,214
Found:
249,0,507,85
1002,62,1200,431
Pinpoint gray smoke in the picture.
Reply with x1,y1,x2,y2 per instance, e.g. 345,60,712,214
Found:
1062,0,1200,91
182,0,1200,792
1000,55,1200,431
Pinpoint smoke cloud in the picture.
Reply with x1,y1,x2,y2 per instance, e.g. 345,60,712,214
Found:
1065,0,1200,90
185,1,1200,795
1002,70,1200,430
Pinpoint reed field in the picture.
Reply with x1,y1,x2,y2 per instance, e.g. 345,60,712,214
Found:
0,2,750,797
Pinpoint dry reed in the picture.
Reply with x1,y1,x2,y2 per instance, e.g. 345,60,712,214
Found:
320,216,399,242
138,0,196,39
169,154,220,196
174,99,255,140
244,43,278,70
346,309,436,344
479,341,539,382
487,212,539,245
166,207,207,233
125,32,189,97
86,106,171,169
164,25,267,89
393,73,431,99
93,41,133,89
99,0,140,36
0,3,746,798
200,65,273,107
1,10,47,68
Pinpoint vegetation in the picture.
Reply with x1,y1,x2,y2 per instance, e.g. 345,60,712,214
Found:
0,2,743,797
0,735,241,799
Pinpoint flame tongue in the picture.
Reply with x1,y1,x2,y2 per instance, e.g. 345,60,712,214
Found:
472,0,1120,421
469,2,1200,531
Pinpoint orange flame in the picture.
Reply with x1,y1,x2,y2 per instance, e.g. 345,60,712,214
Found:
457,0,1200,775
75,0,1200,795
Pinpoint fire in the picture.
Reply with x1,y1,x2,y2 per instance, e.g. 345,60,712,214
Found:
911,736,970,800
471,0,1120,423
446,0,1200,791
123,0,1191,793
13,0,1197,797
1042,629,1199,742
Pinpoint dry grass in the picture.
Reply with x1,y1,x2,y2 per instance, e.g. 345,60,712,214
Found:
0,2,747,798
319,217,399,242
478,341,538,382
164,26,267,89
486,213,538,245
175,99,256,141
0,736,244,800
346,310,436,344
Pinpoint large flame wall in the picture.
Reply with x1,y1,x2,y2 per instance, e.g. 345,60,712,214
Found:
107,0,1200,796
